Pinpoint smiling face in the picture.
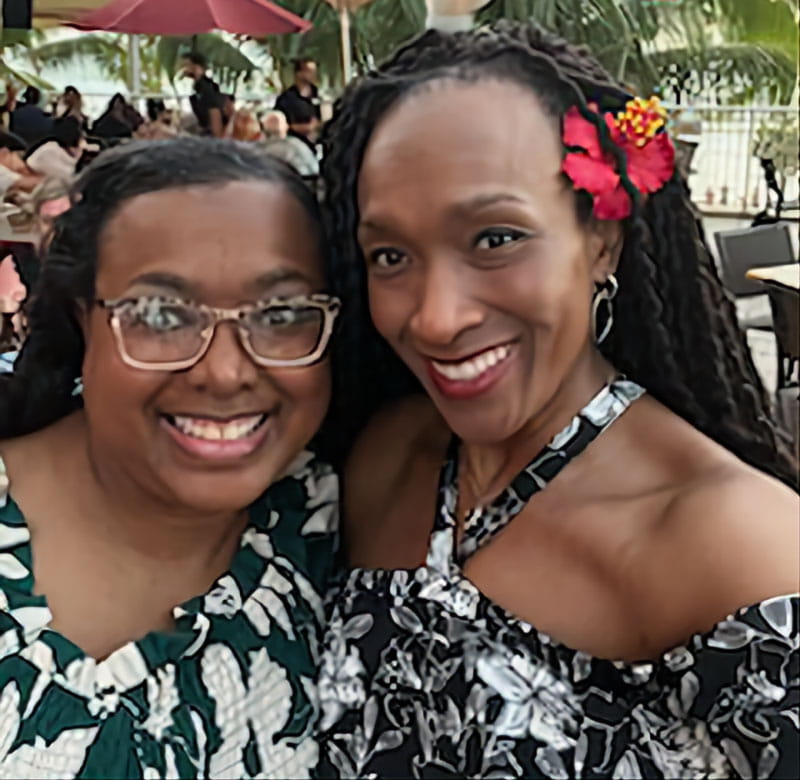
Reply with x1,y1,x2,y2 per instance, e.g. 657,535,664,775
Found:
81,181,331,514
358,79,620,444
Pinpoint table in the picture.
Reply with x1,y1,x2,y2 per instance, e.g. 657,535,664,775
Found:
746,264,800,291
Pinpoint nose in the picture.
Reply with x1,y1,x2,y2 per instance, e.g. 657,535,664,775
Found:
408,260,484,348
185,321,259,396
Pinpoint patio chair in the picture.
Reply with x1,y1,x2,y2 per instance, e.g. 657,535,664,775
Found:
713,223,797,331
768,284,800,389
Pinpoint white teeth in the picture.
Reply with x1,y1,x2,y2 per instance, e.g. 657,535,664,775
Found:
171,414,265,441
431,345,511,382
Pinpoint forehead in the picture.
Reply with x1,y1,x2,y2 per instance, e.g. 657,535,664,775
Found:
96,181,322,299
358,79,563,214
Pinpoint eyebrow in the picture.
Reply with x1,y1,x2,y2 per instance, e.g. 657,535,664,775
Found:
449,192,529,218
252,268,315,292
125,268,315,297
127,272,192,294
359,191,530,233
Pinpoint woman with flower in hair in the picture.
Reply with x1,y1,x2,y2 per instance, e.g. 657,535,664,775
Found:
315,20,799,780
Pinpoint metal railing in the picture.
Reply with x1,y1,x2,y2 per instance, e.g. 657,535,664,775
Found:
42,94,800,219
666,105,798,218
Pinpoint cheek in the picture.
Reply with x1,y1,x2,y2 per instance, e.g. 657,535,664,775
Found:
367,278,410,343
507,248,591,330
271,362,331,427
81,321,165,424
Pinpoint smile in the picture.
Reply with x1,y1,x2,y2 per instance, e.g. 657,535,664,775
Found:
430,344,511,381
426,343,515,401
160,413,272,461
164,413,267,441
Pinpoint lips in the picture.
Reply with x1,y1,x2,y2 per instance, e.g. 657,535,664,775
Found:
425,342,515,401
160,412,271,461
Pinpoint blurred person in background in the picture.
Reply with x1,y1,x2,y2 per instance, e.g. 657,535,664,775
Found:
56,86,90,134
135,99,178,141
25,116,83,183
261,110,288,140
92,94,142,142
0,132,42,199
275,58,321,128
285,100,318,157
9,87,53,148
181,52,225,138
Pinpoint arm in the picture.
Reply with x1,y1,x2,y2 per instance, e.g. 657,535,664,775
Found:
208,107,224,139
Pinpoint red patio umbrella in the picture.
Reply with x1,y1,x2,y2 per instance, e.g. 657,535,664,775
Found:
77,0,312,35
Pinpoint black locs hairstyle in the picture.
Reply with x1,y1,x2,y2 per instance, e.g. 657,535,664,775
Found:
0,137,322,439
321,21,797,487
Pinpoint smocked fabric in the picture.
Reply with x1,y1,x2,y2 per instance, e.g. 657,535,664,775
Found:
0,451,338,779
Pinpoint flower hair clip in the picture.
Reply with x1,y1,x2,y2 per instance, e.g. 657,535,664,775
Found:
561,96,676,220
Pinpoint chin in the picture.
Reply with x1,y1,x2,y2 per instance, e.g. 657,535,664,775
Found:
437,403,525,447
168,469,281,515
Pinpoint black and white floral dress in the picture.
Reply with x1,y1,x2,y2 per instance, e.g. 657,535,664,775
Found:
316,379,799,779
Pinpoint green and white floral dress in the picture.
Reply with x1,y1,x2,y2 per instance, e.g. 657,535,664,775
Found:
0,451,338,780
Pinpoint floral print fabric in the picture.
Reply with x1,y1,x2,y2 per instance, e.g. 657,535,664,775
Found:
317,380,799,778
0,451,338,779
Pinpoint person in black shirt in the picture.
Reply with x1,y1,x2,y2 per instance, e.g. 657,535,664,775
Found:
275,58,321,127
181,52,224,137
10,87,53,148
283,99,318,158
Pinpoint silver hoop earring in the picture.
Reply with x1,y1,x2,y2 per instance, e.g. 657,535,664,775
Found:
72,376,84,397
592,274,618,345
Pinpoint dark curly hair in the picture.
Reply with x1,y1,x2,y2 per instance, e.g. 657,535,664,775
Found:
321,21,797,487
0,137,322,439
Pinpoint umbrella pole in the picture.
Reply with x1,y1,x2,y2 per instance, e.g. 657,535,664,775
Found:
339,7,352,85
127,34,142,103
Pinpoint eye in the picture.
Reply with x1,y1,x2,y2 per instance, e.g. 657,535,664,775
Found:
368,248,408,269
122,298,197,333
253,306,317,328
474,227,529,250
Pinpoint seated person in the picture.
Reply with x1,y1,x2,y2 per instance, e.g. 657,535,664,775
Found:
9,87,53,148
25,116,83,183
91,94,141,141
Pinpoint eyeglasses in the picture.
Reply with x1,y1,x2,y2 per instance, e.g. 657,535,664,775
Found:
96,293,341,371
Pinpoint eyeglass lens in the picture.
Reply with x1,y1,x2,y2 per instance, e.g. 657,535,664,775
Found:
114,298,326,365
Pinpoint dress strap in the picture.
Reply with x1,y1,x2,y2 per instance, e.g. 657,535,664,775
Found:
430,378,645,568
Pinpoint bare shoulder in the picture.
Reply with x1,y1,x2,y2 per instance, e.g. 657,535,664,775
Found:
640,458,799,649
0,413,83,487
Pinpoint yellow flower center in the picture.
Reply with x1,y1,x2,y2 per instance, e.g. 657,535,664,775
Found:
615,96,667,148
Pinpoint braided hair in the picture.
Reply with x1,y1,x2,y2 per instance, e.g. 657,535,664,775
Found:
321,21,797,487
0,137,322,439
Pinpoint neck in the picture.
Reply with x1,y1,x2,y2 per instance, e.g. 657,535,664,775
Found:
66,414,247,569
460,349,615,507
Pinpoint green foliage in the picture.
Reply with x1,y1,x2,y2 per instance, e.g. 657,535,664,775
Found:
0,28,53,89
24,32,259,94
476,0,798,102
753,112,799,176
3,0,797,102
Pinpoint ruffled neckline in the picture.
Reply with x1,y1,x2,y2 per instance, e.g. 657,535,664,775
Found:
340,564,798,689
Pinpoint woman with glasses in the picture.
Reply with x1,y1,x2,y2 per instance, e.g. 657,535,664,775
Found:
0,138,339,778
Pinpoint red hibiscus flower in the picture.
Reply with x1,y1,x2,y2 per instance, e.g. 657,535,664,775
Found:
561,98,676,220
